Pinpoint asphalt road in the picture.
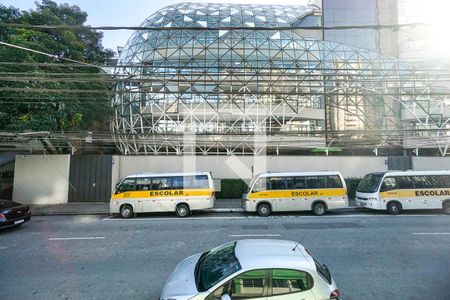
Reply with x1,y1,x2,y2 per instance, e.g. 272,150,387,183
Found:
1,211,449,300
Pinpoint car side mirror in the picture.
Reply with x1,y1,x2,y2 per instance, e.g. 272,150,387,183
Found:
221,294,231,300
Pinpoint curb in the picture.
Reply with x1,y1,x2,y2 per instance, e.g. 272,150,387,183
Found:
30,206,362,216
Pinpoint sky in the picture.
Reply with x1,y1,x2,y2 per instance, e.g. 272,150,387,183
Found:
3,0,310,52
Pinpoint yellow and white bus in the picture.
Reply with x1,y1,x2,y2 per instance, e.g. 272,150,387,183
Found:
242,171,348,216
110,172,215,218
356,170,450,214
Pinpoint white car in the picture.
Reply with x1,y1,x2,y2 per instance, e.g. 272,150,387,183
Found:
160,239,341,300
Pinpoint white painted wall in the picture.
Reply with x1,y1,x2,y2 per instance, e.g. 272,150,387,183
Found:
111,155,389,186
13,155,70,205
412,157,450,171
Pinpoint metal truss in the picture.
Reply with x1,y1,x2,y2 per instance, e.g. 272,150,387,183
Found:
111,2,450,155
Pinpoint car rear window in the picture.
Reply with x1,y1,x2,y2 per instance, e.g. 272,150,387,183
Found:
313,257,332,284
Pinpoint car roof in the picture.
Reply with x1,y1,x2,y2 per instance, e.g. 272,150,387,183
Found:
257,171,342,178
125,172,211,178
234,239,315,272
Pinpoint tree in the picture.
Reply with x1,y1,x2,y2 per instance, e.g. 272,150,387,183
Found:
0,0,114,132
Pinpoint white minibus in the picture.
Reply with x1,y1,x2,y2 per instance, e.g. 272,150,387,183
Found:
356,170,450,214
110,172,215,218
242,171,348,216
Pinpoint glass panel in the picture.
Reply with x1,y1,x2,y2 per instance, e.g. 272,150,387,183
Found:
395,176,414,189
271,269,313,295
412,176,439,189
286,177,307,189
381,177,397,192
230,269,268,298
253,177,269,192
268,177,286,190
197,242,241,291
118,179,137,193
135,178,152,191
305,176,327,189
326,176,343,188
150,177,171,190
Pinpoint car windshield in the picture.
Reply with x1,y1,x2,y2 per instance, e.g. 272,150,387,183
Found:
357,173,384,193
195,241,241,292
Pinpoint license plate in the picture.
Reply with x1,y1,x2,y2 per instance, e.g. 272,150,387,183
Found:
14,219,24,225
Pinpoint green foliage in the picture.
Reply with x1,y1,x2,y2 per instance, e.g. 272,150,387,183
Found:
0,1,113,132
215,179,249,199
345,177,362,200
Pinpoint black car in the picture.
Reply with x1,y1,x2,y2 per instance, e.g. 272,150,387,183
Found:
0,200,31,229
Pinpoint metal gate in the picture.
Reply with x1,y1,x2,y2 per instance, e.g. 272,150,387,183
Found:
68,155,112,202
387,156,412,171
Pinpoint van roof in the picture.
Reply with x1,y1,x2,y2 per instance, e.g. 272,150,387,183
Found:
388,171,450,176
256,171,342,177
125,172,211,178
371,170,450,177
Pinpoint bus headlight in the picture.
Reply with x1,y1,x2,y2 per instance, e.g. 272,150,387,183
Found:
368,197,377,202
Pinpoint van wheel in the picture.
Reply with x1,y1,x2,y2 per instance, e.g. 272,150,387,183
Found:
176,204,190,218
120,204,134,218
312,202,327,216
257,203,271,217
387,202,402,215
443,201,450,214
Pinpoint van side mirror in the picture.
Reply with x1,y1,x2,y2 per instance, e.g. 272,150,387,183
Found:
115,183,121,194
221,294,231,300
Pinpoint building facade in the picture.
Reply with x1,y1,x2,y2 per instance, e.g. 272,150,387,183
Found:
112,2,450,155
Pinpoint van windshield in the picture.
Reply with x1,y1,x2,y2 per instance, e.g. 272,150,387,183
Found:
357,173,384,193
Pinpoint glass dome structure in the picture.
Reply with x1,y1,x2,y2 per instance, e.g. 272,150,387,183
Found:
112,2,450,155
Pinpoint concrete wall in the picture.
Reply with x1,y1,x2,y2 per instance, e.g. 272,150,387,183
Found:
412,157,450,171
111,155,390,186
13,155,70,205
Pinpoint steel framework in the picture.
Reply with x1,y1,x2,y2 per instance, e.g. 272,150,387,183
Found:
112,2,450,155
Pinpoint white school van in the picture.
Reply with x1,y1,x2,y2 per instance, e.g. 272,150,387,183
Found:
242,172,348,216
355,171,450,214
110,172,215,218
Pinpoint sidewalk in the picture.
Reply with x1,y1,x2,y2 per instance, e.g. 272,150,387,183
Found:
30,199,357,216
30,199,242,216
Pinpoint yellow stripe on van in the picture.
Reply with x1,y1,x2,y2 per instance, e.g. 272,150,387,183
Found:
380,188,450,199
248,188,347,199
112,189,213,199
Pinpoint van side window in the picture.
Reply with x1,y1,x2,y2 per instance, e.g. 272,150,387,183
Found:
381,177,397,191
184,175,209,189
269,177,286,190
412,176,438,189
286,177,306,189
436,175,450,188
136,178,152,191
252,177,269,192
395,176,414,189
118,179,136,193
171,176,184,189
326,176,343,188
305,176,327,189
151,177,170,190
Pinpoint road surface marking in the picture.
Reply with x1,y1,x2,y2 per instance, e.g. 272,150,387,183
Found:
228,234,281,237
48,237,105,241
0,246,7,250
412,232,450,235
